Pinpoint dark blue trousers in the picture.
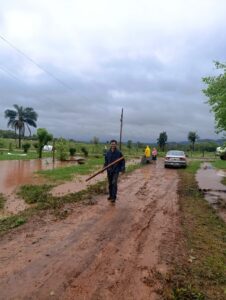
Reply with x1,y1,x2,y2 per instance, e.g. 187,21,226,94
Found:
107,172,119,199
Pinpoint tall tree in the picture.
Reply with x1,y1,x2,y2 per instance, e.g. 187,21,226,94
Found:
157,131,168,151
203,61,226,133
188,131,199,151
37,128,53,158
4,104,38,148
127,140,132,153
91,136,99,153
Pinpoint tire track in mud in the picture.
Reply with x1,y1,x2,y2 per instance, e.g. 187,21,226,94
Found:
0,160,180,300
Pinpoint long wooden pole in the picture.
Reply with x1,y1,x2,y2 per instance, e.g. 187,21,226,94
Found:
85,156,124,182
52,139,55,163
119,108,123,151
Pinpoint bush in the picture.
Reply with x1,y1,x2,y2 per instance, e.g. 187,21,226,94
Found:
8,142,13,152
33,143,38,149
56,138,69,161
69,147,76,156
81,147,89,157
22,143,31,153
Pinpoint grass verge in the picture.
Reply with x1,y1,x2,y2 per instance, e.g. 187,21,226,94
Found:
0,150,52,160
0,193,6,210
212,159,226,186
165,161,226,299
37,157,104,181
213,159,226,170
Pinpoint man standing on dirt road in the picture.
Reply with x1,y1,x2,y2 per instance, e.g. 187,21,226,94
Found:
104,140,125,203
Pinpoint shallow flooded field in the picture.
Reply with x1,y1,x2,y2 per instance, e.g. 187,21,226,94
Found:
0,158,75,215
196,162,226,222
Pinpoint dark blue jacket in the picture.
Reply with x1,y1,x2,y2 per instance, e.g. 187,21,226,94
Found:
104,149,125,174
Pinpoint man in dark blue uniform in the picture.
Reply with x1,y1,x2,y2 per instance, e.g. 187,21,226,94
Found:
104,140,125,203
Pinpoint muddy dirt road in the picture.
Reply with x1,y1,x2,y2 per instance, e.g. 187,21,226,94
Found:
0,161,180,300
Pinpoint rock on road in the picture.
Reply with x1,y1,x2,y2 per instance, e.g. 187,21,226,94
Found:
0,160,180,300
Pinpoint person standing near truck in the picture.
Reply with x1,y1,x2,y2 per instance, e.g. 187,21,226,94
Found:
152,147,158,160
144,145,151,163
104,140,125,203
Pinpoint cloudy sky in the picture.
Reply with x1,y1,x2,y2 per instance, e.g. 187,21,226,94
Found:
0,0,225,142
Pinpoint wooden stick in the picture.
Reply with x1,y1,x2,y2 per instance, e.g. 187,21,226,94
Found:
85,156,124,182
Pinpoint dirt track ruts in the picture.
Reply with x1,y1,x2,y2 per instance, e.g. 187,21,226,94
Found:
0,160,180,300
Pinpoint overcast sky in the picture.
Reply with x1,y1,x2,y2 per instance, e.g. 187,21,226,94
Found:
0,0,225,142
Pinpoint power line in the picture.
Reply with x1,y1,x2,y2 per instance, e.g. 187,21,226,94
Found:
0,64,22,82
0,34,105,105
0,34,73,90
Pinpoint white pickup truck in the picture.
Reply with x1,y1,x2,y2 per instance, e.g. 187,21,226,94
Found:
216,146,226,160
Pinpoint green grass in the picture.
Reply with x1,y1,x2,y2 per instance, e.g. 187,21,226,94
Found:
0,215,27,232
0,193,6,210
38,157,104,181
185,160,201,173
213,159,226,170
0,150,52,160
17,184,53,204
187,151,216,159
165,160,226,299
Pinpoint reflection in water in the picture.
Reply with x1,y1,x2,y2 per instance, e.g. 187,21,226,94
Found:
196,162,226,222
0,158,76,216
0,158,72,194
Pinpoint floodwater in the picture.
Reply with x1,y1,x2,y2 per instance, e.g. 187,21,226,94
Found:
0,158,76,215
196,162,226,222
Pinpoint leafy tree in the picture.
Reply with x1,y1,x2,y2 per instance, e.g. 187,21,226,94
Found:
92,136,99,145
22,143,31,153
157,131,168,151
81,147,89,157
37,128,53,158
57,138,69,161
69,147,76,156
91,136,99,153
0,129,17,139
188,131,199,151
4,105,38,148
127,140,132,153
203,61,226,133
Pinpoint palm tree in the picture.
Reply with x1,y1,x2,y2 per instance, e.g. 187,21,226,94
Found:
157,131,168,151
5,104,38,148
188,131,199,151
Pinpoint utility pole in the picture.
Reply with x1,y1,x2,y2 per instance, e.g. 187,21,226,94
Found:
119,108,123,150
52,139,55,163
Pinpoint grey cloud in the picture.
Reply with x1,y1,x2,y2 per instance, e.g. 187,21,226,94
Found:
1,0,226,142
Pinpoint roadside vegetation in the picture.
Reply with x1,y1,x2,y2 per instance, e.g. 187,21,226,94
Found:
212,160,226,186
0,193,6,210
165,161,226,299
37,157,104,182
213,159,226,170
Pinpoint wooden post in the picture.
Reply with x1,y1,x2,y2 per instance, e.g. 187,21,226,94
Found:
119,108,123,151
52,139,55,163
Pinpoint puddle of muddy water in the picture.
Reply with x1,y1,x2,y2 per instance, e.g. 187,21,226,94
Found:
0,158,78,216
196,162,226,222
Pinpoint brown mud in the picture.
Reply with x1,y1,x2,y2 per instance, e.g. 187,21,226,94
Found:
0,160,180,300
196,162,226,222
51,159,139,197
